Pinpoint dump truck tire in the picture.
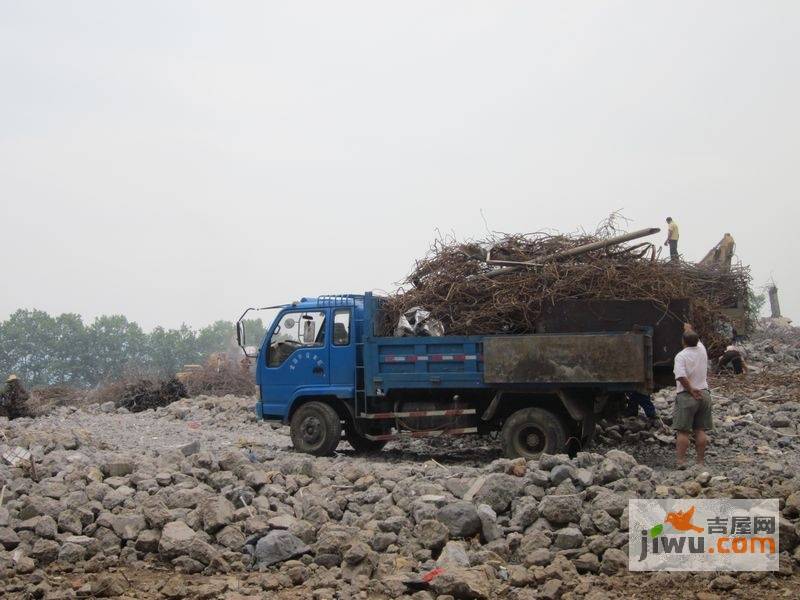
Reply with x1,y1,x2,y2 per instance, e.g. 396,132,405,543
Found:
290,401,342,456
501,407,568,459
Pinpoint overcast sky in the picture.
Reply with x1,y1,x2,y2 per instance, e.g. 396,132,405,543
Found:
1,2,798,330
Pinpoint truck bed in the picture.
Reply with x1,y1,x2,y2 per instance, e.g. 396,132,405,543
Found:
363,331,653,396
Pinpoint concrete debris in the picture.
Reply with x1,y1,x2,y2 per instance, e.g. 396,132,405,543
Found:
0,322,797,597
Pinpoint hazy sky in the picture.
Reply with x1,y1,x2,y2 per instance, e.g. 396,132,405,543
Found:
2,2,798,330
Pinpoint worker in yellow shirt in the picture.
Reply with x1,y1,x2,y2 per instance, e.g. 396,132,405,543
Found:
664,217,680,261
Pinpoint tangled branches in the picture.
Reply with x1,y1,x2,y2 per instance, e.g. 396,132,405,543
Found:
380,227,751,357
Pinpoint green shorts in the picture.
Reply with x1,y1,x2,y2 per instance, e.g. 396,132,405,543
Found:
673,390,713,432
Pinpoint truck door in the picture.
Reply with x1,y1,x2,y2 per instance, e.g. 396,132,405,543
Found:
329,307,355,387
261,309,330,417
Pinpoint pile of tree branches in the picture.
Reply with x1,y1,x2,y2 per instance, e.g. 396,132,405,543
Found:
112,377,188,412
380,222,751,357
182,362,255,397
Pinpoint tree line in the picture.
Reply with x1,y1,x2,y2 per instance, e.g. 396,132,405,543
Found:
0,309,266,387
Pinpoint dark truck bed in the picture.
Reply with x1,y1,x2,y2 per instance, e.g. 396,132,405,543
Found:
364,297,688,394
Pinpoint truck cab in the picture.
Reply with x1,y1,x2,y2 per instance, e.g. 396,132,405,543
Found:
252,295,364,424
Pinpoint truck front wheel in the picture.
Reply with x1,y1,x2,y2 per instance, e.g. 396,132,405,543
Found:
501,407,568,459
290,401,342,456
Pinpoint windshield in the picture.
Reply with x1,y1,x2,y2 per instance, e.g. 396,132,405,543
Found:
268,310,326,367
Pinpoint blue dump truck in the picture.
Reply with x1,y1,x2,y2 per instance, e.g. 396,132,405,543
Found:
237,292,688,459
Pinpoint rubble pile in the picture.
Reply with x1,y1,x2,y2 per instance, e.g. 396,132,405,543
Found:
380,227,751,356
0,383,799,598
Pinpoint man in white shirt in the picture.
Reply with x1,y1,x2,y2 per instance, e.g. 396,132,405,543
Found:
664,217,680,261
673,325,711,467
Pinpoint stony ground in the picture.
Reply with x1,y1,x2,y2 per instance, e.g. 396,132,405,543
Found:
1,322,800,599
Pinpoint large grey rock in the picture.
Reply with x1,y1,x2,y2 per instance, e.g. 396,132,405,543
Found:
216,525,246,550
142,499,171,529
341,541,377,582
30,539,60,564
430,567,491,600
554,526,584,549
35,515,57,539
539,454,571,470
574,468,594,488
592,491,627,518
604,449,637,470
165,486,207,510
549,465,575,485
591,509,618,534
158,521,196,559
595,459,624,484
526,547,552,566
518,529,552,563
436,501,481,538
510,496,539,529
437,540,471,568
178,440,201,456
600,547,628,574
102,459,134,477
474,474,525,513
188,537,223,566
526,469,550,488
135,530,161,553
0,527,20,550
253,530,311,567
199,496,234,534
574,552,600,573
58,542,86,563
477,504,502,542
415,519,449,552
111,513,147,541
19,496,63,520
538,494,582,524
58,509,85,535
540,579,563,600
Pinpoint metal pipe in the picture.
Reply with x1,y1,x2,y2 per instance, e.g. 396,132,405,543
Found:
484,227,661,278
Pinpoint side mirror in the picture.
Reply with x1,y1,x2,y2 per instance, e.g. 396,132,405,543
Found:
236,321,245,347
302,320,316,344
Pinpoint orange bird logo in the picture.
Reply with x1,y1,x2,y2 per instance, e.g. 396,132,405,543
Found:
664,505,704,533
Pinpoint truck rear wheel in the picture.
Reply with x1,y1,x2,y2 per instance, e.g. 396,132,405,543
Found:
501,407,568,460
290,401,342,456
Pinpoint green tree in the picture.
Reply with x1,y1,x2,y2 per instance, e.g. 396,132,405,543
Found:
242,318,266,349
146,324,201,376
50,313,90,385
0,309,56,385
0,309,268,387
196,320,235,358
85,315,148,383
